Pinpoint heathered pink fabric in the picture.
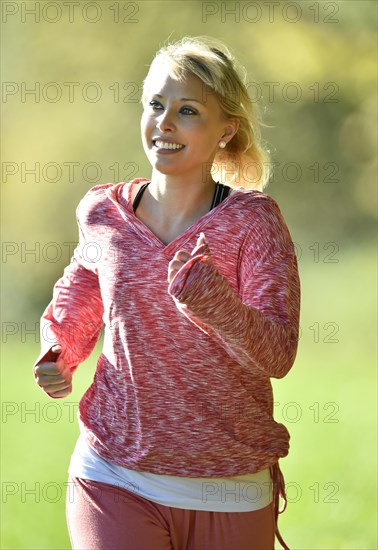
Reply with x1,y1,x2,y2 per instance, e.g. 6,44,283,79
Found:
34,178,300,478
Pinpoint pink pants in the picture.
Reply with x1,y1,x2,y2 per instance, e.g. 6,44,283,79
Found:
66,475,276,550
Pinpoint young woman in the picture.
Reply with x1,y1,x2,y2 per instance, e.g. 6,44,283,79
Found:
33,36,300,550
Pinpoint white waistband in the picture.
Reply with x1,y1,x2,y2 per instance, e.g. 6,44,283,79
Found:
68,434,273,512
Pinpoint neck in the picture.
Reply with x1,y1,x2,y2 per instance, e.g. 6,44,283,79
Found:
148,170,217,226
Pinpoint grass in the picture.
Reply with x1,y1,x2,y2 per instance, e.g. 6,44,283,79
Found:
1,244,376,549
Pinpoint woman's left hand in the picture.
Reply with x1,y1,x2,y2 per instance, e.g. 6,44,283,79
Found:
167,233,208,283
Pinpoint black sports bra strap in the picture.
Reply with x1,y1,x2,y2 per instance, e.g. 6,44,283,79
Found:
219,183,232,204
133,181,231,213
132,182,150,212
210,183,231,210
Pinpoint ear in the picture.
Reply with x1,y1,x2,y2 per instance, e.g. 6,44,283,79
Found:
221,118,240,143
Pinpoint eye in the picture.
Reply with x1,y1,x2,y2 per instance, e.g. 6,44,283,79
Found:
180,106,197,116
147,101,197,116
148,100,163,110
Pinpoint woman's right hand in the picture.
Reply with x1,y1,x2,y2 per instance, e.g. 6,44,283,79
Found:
33,345,72,398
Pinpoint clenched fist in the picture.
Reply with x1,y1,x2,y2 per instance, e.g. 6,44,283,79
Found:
33,345,72,399
167,232,209,284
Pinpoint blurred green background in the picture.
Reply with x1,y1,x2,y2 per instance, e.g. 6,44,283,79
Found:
1,1,377,549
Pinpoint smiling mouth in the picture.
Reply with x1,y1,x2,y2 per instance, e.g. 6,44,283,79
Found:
153,140,185,150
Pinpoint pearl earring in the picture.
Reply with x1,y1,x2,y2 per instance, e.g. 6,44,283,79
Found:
219,140,226,149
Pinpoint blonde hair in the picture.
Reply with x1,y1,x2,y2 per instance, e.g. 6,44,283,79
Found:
141,36,271,191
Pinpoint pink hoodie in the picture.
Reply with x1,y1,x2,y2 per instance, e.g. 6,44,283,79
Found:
34,178,300,478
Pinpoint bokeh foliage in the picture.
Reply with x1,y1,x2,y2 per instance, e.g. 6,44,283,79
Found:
1,1,377,548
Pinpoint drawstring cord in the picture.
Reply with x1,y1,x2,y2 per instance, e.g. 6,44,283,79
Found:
270,462,290,550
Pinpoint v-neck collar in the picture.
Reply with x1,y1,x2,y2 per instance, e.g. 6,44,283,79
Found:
104,180,240,254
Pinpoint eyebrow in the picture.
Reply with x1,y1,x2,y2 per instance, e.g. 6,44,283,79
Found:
153,94,205,106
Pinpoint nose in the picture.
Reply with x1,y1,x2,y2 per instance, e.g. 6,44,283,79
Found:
156,108,176,133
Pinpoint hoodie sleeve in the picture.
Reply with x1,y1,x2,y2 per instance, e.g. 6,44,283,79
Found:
168,198,301,379
33,212,104,373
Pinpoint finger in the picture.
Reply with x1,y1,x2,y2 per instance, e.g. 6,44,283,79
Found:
35,364,71,383
39,346,63,364
36,375,68,387
173,250,191,262
198,232,207,245
167,262,184,282
34,362,61,377
190,233,210,257
169,259,186,271
47,385,72,398
43,386,72,397
48,380,71,391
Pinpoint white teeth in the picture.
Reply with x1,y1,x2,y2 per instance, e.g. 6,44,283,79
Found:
154,140,184,150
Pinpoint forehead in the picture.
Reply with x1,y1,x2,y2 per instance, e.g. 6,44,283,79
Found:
144,68,218,107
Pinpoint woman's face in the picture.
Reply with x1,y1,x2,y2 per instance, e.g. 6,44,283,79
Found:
141,68,237,180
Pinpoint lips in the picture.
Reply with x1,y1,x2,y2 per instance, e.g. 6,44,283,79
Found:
153,140,185,150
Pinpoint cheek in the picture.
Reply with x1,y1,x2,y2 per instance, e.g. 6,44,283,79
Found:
140,124,150,153
191,124,219,151
140,111,152,133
